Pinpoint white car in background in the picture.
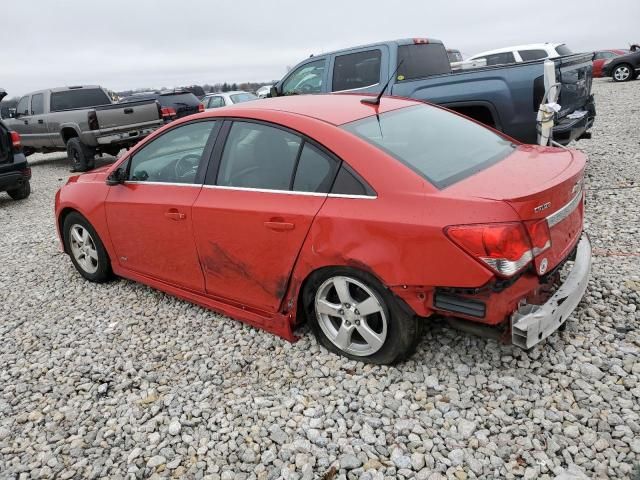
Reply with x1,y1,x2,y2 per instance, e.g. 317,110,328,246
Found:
256,85,272,98
202,91,259,110
467,43,573,66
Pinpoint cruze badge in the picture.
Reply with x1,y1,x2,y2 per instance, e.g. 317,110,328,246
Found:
534,202,551,213
539,258,549,275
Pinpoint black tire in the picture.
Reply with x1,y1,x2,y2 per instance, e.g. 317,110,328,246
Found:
612,63,634,82
62,211,112,282
303,267,421,364
66,137,96,172
7,181,31,200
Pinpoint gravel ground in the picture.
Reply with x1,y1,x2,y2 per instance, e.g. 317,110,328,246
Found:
0,78,639,480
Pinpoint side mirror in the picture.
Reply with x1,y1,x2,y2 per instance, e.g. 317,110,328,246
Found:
106,167,127,186
269,86,279,98
8,109,16,119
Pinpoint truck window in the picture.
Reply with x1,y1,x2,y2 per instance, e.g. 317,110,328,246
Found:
31,94,44,115
555,45,573,56
16,96,30,116
397,44,451,81
50,88,111,112
282,60,326,95
518,49,548,61
343,104,514,189
332,50,382,91
482,52,516,66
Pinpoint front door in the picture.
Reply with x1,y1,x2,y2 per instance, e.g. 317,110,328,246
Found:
105,120,219,292
193,120,339,312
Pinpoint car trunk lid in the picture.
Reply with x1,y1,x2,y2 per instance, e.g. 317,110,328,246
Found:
446,145,586,274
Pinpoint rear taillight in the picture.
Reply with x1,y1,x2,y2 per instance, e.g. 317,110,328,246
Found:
161,107,177,119
88,110,99,130
10,131,21,151
198,103,205,113
445,221,552,277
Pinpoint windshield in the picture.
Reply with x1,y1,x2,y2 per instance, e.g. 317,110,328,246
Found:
342,104,515,188
230,93,258,104
555,44,573,56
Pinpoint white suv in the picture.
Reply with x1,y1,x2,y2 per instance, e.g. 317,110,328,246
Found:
467,43,573,66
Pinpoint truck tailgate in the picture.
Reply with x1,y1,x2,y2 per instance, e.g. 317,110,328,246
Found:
94,100,161,130
554,53,594,118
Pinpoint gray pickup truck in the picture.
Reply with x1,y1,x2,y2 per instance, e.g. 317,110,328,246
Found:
4,85,164,171
270,38,596,145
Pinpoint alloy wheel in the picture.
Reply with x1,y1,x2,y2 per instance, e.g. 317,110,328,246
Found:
314,275,388,356
614,66,631,81
69,224,99,274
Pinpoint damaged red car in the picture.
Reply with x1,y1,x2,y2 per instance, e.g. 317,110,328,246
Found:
55,94,591,364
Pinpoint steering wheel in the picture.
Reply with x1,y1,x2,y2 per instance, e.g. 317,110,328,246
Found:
174,154,201,179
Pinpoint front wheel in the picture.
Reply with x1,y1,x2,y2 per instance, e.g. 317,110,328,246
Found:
304,268,421,364
612,64,633,82
62,212,112,282
7,181,30,200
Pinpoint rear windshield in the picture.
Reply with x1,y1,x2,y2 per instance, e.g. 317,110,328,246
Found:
50,88,111,111
397,44,451,81
342,104,515,188
229,93,258,104
159,93,200,107
555,44,573,56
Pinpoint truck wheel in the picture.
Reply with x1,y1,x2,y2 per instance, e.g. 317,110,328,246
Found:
7,181,31,200
67,138,96,172
612,64,633,82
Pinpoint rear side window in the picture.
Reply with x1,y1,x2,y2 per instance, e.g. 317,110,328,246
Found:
555,45,573,56
397,44,451,81
343,104,515,189
292,143,338,193
483,52,516,66
518,49,548,61
31,94,44,115
207,96,226,108
332,50,382,91
331,165,375,196
50,88,111,112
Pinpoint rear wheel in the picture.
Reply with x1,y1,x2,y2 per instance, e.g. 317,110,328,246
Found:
62,212,112,282
67,137,95,172
304,268,421,364
7,181,30,200
612,64,633,82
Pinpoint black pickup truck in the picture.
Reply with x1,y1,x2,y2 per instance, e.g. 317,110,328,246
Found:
271,38,596,145
0,90,31,200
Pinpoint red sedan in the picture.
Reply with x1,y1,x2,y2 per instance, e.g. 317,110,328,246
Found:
592,49,628,77
55,95,591,364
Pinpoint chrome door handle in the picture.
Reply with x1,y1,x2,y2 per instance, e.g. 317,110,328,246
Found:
264,221,294,231
165,209,186,220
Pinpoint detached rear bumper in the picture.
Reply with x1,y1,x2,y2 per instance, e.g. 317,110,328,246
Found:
511,234,591,349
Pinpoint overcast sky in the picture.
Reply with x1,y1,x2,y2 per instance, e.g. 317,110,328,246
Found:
2,0,638,96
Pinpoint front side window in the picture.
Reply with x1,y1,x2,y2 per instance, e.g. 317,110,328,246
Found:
50,88,111,111
229,93,258,104
484,52,516,66
128,121,216,184
332,49,382,91
31,94,44,115
207,96,226,108
16,96,30,116
518,49,548,61
343,104,515,189
217,122,302,190
282,60,326,95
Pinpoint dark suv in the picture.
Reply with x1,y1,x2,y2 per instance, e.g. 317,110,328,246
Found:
120,90,204,122
1,90,31,200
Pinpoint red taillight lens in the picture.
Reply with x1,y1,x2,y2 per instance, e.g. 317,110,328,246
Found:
198,103,205,113
161,107,177,119
87,110,99,131
445,222,541,277
524,219,551,255
10,131,21,150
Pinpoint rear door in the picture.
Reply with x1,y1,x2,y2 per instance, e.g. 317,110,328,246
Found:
192,120,339,312
105,120,219,291
10,95,31,140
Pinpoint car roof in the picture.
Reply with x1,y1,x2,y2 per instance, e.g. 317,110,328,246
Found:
307,38,443,59
469,43,562,59
207,94,421,126
205,91,254,97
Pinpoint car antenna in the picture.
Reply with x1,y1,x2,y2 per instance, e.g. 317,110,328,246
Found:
361,60,404,106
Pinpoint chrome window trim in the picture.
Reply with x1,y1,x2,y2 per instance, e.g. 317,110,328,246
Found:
547,191,582,227
124,181,202,188
201,184,377,199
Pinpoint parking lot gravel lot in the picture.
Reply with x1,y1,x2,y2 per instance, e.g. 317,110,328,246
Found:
1,78,639,480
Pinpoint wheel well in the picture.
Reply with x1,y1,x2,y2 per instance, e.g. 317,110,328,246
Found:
61,128,79,145
449,105,497,128
57,207,79,252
